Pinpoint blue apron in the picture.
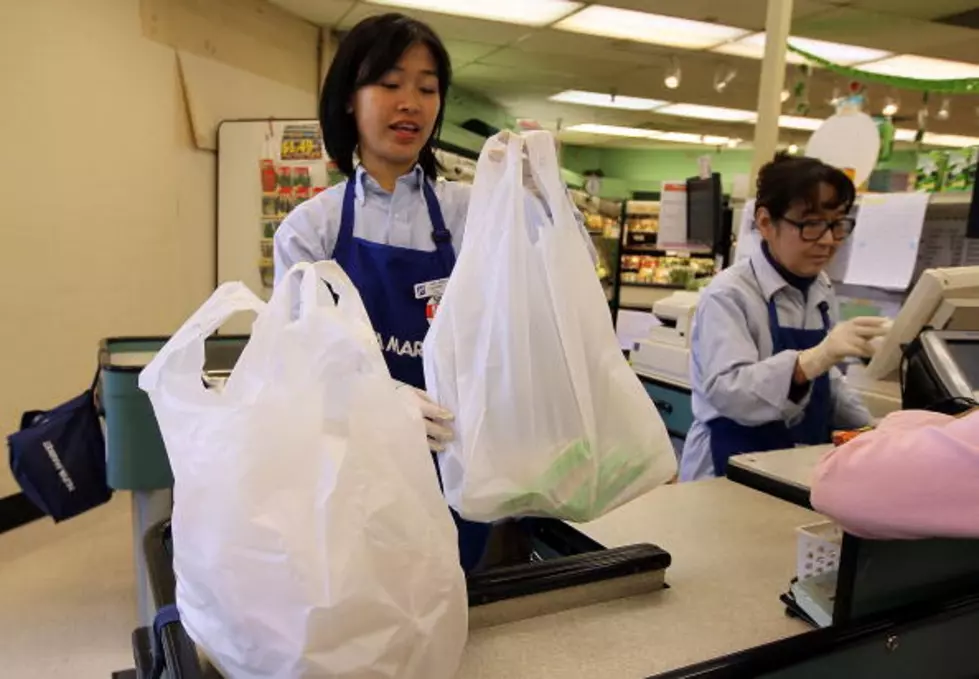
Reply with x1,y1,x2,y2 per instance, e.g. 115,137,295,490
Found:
334,176,491,572
707,276,833,476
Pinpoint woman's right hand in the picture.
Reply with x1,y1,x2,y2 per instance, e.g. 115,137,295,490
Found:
798,316,891,380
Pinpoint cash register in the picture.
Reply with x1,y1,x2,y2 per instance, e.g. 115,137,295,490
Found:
901,329,979,413
846,266,979,414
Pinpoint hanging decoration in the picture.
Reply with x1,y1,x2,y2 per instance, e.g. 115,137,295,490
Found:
916,91,930,144
792,63,812,115
787,44,979,94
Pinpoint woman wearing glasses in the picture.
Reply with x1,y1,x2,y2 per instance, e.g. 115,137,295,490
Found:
679,153,889,481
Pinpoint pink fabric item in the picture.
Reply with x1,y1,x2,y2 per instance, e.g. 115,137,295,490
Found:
811,409,979,540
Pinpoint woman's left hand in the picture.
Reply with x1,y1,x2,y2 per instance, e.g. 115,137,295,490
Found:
396,382,455,452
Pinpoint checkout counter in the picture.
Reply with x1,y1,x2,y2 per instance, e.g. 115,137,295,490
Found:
631,265,979,441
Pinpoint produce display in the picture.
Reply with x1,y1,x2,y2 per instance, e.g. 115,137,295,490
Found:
620,254,716,286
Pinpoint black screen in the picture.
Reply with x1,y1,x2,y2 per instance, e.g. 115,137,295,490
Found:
945,340,979,389
686,173,722,249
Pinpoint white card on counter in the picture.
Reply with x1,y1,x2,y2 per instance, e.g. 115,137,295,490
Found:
843,192,929,291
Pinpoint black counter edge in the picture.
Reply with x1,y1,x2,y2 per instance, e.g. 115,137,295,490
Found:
725,464,813,510
650,590,979,679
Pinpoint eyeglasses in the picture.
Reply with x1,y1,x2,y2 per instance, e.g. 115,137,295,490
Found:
781,216,856,242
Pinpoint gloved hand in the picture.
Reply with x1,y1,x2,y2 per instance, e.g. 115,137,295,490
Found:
395,382,455,452
798,316,891,381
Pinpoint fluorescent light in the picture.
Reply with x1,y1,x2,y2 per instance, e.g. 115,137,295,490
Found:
566,123,657,139
549,90,667,111
787,36,891,65
366,0,583,26
556,6,749,49
713,33,891,65
656,103,756,122
778,115,824,131
922,132,979,148
713,33,808,64
894,129,918,142
565,123,731,146
859,55,979,80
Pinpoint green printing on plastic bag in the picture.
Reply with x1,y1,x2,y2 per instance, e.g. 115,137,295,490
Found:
497,439,648,522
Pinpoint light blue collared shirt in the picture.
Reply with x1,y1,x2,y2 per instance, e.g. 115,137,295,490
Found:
679,246,873,481
274,164,595,285
273,165,470,284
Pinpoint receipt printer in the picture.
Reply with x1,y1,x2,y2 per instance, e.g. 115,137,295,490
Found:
902,330,979,414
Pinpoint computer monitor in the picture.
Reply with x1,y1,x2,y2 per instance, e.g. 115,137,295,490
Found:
865,266,979,380
686,173,722,250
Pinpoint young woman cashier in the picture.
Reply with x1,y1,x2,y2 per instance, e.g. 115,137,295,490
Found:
680,154,889,481
273,13,492,570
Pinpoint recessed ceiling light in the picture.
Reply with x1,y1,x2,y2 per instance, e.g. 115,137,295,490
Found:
365,0,583,26
656,103,756,122
778,115,824,131
859,55,979,80
922,132,979,148
555,6,749,50
549,90,667,111
712,33,891,65
788,144,800,154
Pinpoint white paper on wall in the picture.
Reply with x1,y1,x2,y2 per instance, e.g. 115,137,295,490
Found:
842,192,930,291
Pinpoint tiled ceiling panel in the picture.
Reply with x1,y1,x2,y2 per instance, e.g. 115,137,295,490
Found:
793,8,979,59
336,3,532,44
844,0,979,22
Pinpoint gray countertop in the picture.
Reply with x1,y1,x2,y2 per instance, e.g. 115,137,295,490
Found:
459,479,821,678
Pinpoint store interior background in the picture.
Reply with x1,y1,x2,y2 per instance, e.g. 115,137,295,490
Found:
1,0,978,497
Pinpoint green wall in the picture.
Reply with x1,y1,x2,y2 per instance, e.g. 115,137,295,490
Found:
560,145,921,200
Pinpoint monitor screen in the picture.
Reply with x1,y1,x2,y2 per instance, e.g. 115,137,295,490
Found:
944,339,979,389
686,174,721,249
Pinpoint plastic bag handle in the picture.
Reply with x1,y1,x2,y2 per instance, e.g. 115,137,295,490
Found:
521,131,577,230
138,283,265,393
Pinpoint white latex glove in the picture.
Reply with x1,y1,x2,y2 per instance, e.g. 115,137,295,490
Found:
798,317,891,381
395,382,455,452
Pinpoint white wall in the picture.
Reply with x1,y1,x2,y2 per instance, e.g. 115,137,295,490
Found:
0,0,318,496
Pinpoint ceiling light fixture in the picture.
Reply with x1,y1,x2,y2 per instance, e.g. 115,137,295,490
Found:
894,128,918,142
859,54,979,80
936,98,951,122
656,103,756,122
727,138,742,148
882,97,900,117
664,57,681,90
713,66,737,93
711,33,891,65
364,0,584,26
922,132,979,148
565,123,731,146
549,90,667,111
788,144,799,154
555,6,749,49
778,115,824,131
781,89,791,103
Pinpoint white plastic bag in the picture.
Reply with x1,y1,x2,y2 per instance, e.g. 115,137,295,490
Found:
139,261,467,679
423,131,677,523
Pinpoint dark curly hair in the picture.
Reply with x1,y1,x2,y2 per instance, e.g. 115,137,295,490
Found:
319,13,451,179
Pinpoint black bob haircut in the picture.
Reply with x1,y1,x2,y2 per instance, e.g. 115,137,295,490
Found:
755,152,856,222
320,13,451,179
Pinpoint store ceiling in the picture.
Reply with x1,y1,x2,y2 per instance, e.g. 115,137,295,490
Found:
270,0,979,150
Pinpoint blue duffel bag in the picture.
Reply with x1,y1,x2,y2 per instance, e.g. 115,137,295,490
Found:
7,370,112,522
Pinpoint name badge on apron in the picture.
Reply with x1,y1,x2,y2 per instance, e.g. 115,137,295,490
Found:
415,277,449,325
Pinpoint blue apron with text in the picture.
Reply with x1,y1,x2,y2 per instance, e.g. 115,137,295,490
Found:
707,289,833,477
333,177,491,572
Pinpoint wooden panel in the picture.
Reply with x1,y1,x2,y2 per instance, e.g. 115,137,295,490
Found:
141,0,320,93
